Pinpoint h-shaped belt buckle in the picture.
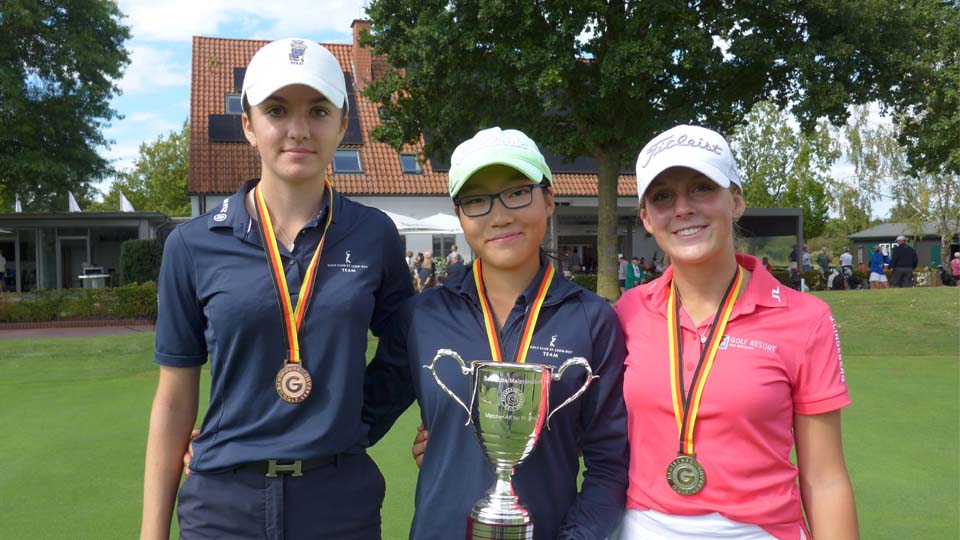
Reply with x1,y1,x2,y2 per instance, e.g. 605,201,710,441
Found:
266,459,303,478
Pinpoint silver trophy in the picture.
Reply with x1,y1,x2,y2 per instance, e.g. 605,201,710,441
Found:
424,348,595,540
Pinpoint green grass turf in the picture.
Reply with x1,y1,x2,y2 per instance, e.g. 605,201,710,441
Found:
0,287,956,539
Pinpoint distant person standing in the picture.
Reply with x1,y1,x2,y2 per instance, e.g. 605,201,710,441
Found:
869,245,890,289
762,256,774,273
840,248,853,272
951,252,960,286
442,252,465,282
446,244,459,264
802,245,813,271
618,253,628,293
0,252,6,292
417,251,436,292
569,247,582,274
889,235,918,288
625,257,644,289
817,247,831,276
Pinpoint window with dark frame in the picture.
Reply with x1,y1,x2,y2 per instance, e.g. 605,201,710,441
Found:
333,149,363,174
399,153,422,174
225,93,243,115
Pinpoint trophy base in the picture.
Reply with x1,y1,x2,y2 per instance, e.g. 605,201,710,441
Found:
466,517,534,540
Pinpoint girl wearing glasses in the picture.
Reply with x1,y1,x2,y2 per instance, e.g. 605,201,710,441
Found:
363,127,628,539
612,125,858,539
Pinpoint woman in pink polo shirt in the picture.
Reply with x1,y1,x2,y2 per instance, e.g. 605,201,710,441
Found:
612,125,858,539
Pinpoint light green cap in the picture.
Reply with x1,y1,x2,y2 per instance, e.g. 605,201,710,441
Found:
448,127,553,197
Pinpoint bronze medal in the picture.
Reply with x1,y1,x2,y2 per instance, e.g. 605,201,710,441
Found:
666,454,706,495
276,363,312,403
254,181,332,404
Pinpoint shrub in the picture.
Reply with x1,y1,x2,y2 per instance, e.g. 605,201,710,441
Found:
0,282,157,323
114,281,158,319
571,274,598,293
119,239,162,285
60,289,117,320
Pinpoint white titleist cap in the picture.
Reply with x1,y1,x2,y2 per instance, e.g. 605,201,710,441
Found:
242,38,347,111
635,125,740,201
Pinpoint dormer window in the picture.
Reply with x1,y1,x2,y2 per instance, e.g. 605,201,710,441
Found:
333,149,363,174
225,94,243,115
399,153,422,174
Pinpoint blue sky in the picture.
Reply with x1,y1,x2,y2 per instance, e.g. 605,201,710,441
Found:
98,0,367,190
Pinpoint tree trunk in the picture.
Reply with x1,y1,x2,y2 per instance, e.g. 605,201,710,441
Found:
595,153,623,301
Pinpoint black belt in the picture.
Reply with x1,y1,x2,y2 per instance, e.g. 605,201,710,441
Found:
243,456,339,477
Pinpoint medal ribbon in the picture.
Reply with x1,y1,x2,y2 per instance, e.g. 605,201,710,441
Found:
473,258,555,363
254,180,334,365
668,265,743,456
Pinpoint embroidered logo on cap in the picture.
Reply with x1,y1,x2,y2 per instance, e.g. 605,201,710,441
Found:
289,40,307,65
639,133,724,169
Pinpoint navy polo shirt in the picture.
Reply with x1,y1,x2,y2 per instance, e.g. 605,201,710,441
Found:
155,179,414,472
363,251,628,540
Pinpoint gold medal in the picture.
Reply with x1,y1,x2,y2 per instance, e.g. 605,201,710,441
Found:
276,363,312,403
666,454,706,495
665,266,744,494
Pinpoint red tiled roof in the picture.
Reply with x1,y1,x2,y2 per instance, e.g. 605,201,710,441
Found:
189,34,638,197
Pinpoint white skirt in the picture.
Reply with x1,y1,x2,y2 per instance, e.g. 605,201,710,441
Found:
869,272,888,282
608,508,804,540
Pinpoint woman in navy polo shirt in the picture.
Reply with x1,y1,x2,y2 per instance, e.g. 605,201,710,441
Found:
363,127,628,539
140,39,413,540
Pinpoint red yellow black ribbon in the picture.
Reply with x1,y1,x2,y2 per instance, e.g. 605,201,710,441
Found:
668,265,744,456
473,258,555,364
254,180,334,365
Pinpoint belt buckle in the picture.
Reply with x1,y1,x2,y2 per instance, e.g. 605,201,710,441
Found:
266,459,303,478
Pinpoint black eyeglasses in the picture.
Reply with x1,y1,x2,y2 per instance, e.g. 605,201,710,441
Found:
454,184,546,218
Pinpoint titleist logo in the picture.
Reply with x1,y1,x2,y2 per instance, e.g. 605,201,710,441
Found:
640,133,724,168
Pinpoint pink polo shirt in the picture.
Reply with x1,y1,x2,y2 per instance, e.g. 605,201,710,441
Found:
614,254,851,540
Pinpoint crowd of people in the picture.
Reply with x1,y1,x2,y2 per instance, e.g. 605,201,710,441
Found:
143,37,867,540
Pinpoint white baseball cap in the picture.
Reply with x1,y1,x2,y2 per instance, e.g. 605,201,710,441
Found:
242,38,347,111
448,127,552,197
635,125,740,201
896,235,906,241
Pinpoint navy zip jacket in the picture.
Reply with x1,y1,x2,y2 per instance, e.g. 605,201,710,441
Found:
364,251,628,540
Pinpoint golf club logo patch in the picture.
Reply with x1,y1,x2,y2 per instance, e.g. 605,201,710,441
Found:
289,40,307,65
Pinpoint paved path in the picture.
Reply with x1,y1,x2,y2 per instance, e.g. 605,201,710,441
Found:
0,324,155,340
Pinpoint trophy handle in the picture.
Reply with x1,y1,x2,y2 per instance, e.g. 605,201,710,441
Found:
546,357,596,429
423,349,473,425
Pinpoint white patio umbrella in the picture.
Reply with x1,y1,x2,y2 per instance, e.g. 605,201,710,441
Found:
383,211,448,234
420,213,463,234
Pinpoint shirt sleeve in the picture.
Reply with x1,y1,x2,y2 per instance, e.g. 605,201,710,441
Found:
793,309,851,415
558,302,629,540
362,300,416,446
154,227,208,367
369,211,416,338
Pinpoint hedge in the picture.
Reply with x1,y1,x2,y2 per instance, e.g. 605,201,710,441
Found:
119,239,162,285
0,281,157,323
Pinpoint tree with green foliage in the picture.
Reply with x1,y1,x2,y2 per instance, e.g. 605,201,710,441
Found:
363,0,922,298
890,1,959,177
92,121,191,216
729,101,837,239
0,0,131,212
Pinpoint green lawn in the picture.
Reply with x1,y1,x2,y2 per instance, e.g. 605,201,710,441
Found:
0,287,957,539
